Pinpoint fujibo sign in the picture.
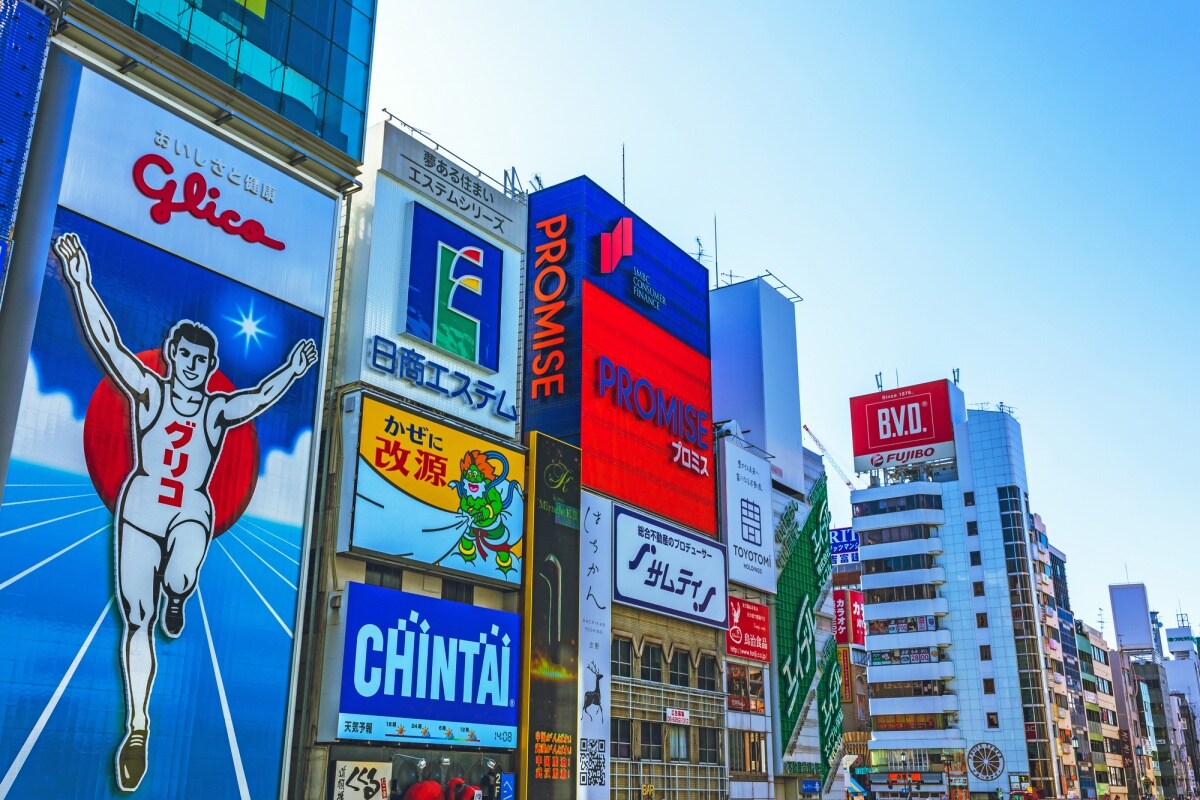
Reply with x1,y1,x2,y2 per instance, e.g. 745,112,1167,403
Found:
849,380,957,473
327,582,520,749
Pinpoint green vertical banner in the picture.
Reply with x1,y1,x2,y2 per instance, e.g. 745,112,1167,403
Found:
521,433,582,800
775,475,832,776
818,640,845,777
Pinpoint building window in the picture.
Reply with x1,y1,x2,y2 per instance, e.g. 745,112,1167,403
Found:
613,637,633,678
640,721,662,761
864,584,938,604
611,718,631,759
697,655,718,692
983,678,996,694
987,712,1000,729
973,581,985,597
667,725,689,762
727,664,766,712
980,645,992,661
863,554,935,574
874,713,947,731
698,728,721,764
729,730,768,774
852,495,943,518
859,524,936,546
868,616,937,635
365,561,403,590
969,551,982,567
977,613,989,628
441,578,473,604
669,650,690,688
967,521,978,536
641,644,663,682
964,491,975,506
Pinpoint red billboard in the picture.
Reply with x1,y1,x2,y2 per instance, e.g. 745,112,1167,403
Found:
581,281,715,535
848,589,866,646
849,379,956,472
726,598,771,662
833,589,866,646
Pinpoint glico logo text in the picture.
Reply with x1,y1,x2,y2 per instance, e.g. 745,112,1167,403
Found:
132,153,284,250
596,356,710,450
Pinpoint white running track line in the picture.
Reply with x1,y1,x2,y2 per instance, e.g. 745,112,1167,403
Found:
236,528,300,566
0,505,105,539
0,525,107,592
229,527,297,590
0,597,113,799
198,589,251,800
216,540,292,638
0,492,98,508
4,483,93,488
239,518,301,551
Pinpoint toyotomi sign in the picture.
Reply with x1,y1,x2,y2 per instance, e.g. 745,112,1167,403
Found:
849,380,956,472
612,505,728,628
328,582,520,749
720,438,775,593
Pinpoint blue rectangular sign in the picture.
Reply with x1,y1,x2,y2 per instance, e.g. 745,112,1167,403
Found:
803,780,823,793
830,526,859,556
338,582,520,749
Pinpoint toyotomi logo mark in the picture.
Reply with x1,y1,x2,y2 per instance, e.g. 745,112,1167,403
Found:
871,447,937,467
353,611,513,707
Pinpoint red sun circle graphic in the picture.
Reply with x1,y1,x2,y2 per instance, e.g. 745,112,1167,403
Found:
81,350,259,536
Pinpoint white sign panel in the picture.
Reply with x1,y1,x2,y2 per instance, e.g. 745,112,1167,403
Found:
664,708,690,726
59,69,337,314
332,761,391,800
612,505,728,628
720,439,775,593
344,125,525,437
578,491,612,798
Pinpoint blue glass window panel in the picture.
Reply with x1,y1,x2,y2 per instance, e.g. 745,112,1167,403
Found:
327,46,367,111
349,0,374,19
132,0,189,58
285,17,329,85
241,4,290,62
291,0,333,34
281,67,324,133
90,0,135,25
333,1,371,61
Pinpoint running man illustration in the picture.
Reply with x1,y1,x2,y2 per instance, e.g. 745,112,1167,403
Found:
52,232,317,792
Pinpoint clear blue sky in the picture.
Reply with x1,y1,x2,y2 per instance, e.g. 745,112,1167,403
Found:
367,2,1200,635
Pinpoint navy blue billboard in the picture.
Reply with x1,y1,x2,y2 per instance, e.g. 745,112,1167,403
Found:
334,582,520,750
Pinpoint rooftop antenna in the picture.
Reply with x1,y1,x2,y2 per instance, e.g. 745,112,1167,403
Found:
895,369,900,389
621,143,626,205
875,372,883,392
952,368,960,386
713,214,719,278
1098,607,1106,636
1178,610,1189,627
720,269,743,287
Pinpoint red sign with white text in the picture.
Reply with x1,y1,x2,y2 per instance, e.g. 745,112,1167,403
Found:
726,597,771,662
848,589,866,646
834,590,849,644
581,282,715,535
849,379,956,472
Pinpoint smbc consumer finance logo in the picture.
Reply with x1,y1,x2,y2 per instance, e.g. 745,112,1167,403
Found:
406,203,504,371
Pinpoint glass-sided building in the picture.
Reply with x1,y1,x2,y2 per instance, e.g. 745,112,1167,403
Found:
85,0,374,158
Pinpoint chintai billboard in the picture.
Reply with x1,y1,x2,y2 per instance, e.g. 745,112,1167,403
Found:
0,65,337,798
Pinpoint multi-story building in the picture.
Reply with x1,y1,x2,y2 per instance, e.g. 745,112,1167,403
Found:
1113,648,1160,800
1164,623,1200,796
1077,622,1128,800
1050,547,1092,799
850,381,1065,800
0,2,375,798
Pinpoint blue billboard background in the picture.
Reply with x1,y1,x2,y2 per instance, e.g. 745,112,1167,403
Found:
0,207,322,798
523,176,711,442
338,582,520,749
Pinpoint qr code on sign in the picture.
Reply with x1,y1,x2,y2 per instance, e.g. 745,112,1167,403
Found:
578,738,607,786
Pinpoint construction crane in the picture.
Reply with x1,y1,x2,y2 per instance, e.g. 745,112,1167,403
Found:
802,424,862,491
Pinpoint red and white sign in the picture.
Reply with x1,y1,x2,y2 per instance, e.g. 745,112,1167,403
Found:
58,69,337,315
849,380,956,472
726,597,771,662
581,282,715,535
664,708,690,726
833,589,866,646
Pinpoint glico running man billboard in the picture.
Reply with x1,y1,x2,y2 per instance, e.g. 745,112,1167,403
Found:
0,66,336,798
849,379,957,472
338,394,526,586
524,177,715,535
